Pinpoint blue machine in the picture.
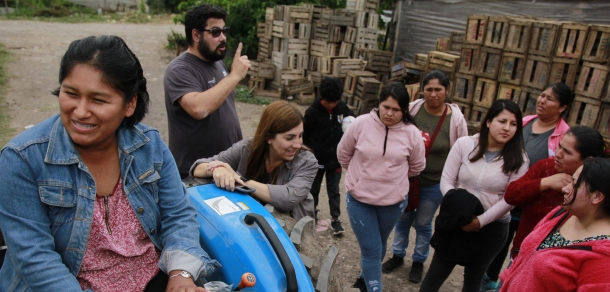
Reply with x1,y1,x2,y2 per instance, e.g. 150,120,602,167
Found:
186,181,315,292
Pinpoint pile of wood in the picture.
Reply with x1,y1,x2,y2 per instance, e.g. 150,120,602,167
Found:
392,15,610,136
253,1,392,112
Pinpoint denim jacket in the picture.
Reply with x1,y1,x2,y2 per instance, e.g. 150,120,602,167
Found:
0,115,220,292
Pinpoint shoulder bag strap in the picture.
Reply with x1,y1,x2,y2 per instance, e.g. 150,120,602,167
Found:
425,104,448,158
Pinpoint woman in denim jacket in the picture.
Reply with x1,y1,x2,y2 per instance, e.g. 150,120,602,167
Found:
0,36,219,292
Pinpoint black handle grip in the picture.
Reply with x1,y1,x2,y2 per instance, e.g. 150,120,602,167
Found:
244,213,298,292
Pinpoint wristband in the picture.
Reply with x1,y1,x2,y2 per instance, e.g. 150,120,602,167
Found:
169,270,193,280
207,164,225,174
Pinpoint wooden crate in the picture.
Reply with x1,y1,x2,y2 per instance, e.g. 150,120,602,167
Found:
272,52,294,69
297,23,312,39
332,59,367,77
436,38,451,51
451,42,463,52
273,68,306,84
403,62,426,85
311,5,328,22
469,105,489,130
414,54,428,67
294,92,316,105
575,62,609,99
595,103,610,138
272,21,294,38
355,28,378,45
327,25,344,43
355,11,378,28
355,77,382,100
452,73,476,103
405,83,421,101
391,61,407,79
313,22,331,41
329,13,355,27
257,22,273,39
320,56,348,74
308,71,323,88
450,31,465,44
284,77,314,96
475,47,502,79
550,57,580,90
497,83,523,105
529,21,562,56
519,87,541,116
427,51,460,76
353,96,378,116
453,101,472,122
310,40,332,57
498,52,526,85
248,76,265,91
555,22,589,59
265,7,275,22
275,5,313,23
308,56,321,72
523,55,552,90
484,16,509,49
248,61,275,79
505,17,533,54
473,78,498,108
345,71,378,94
342,91,355,106
346,0,380,12
345,26,358,43
339,42,353,57
568,95,601,127
258,37,272,60
355,49,394,72
582,25,610,63
464,15,488,45
278,38,310,55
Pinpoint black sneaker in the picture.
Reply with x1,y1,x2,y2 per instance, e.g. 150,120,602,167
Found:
330,220,345,235
408,262,424,283
381,254,404,273
352,276,366,292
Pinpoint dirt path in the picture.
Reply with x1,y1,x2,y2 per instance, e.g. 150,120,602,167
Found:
0,19,466,291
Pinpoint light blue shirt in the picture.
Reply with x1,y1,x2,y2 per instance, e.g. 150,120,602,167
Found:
0,115,219,291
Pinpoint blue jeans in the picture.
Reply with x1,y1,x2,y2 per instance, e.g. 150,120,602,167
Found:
391,183,442,263
347,192,407,292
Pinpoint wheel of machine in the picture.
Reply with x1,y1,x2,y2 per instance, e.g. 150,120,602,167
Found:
267,206,341,292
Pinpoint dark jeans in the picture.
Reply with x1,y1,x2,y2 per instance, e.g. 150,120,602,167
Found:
310,167,342,218
485,218,520,281
420,221,509,292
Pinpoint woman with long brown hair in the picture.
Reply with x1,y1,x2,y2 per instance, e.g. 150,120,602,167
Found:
191,100,318,220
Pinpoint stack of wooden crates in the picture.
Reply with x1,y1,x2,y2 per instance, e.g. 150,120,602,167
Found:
253,1,393,114
392,15,610,137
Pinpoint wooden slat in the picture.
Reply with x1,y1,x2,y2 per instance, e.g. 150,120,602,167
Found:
575,61,609,99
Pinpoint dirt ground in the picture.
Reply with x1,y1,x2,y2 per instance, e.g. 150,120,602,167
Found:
0,19,467,291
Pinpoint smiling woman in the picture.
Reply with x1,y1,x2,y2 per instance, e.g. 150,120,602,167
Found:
0,35,220,292
191,100,318,220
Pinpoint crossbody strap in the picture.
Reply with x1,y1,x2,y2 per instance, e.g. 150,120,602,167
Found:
425,104,448,158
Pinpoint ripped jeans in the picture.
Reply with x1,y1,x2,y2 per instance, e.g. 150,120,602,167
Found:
347,192,407,292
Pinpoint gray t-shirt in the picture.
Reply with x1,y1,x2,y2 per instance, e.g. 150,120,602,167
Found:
164,52,242,174
523,119,554,167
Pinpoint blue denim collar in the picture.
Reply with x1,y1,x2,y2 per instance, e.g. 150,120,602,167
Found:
44,115,150,165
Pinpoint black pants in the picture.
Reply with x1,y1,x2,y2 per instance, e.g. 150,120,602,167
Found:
420,221,509,292
309,167,342,218
144,272,169,292
485,218,520,281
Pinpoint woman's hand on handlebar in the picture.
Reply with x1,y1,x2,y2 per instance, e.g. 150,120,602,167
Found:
210,162,245,191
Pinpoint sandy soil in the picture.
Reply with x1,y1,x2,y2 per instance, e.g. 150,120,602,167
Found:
0,19,467,291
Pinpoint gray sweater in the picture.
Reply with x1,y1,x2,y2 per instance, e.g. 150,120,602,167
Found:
191,139,317,220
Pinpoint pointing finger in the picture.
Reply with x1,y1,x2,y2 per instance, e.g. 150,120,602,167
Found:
234,42,243,58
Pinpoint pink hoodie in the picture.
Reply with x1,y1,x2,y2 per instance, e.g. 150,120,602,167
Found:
337,109,426,206
522,115,570,157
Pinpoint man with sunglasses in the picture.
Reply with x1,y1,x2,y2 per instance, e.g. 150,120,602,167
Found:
164,4,251,179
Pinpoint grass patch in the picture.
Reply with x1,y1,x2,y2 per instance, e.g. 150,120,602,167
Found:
0,43,14,148
234,85,272,106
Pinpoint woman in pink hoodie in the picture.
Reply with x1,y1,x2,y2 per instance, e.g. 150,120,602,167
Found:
420,99,529,291
338,82,426,292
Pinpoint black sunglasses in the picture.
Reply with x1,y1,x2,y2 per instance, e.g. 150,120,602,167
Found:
201,27,230,38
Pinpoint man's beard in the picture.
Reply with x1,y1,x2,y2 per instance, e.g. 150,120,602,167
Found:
197,39,227,62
